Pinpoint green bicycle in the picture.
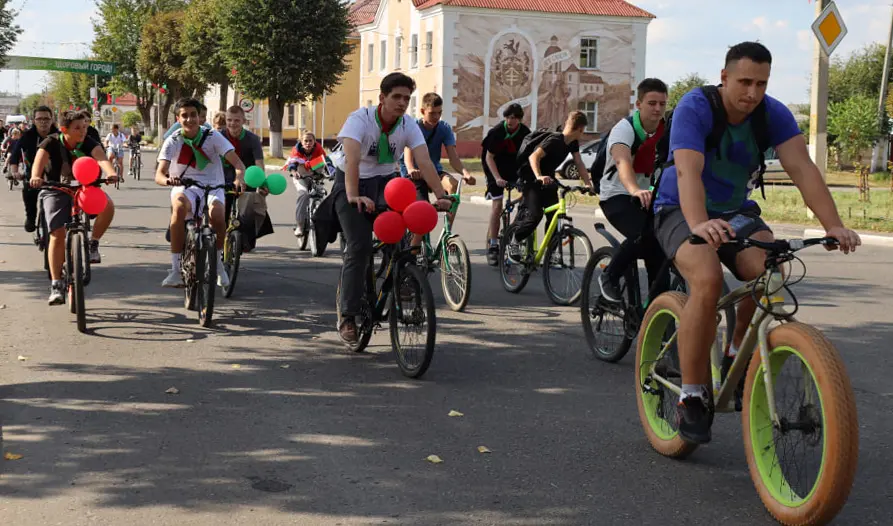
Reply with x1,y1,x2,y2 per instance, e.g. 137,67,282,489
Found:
498,180,594,305
635,234,858,525
412,179,472,312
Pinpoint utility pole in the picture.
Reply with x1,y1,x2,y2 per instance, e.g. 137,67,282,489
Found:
809,0,830,181
871,5,893,173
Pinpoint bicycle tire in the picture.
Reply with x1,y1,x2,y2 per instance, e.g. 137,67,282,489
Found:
580,246,633,363
199,235,217,327
543,226,592,306
66,234,76,314
72,234,86,333
389,264,436,378
299,215,310,251
441,235,471,312
183,229,198,311
134,155,141,180
222,230,241,299
742,322,858,526
498,224,531,294
335,273,373,353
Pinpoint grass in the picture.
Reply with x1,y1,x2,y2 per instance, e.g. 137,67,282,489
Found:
263,155,287,168
756,185,893,233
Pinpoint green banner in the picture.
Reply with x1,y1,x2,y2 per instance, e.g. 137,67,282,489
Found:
3,55,117,76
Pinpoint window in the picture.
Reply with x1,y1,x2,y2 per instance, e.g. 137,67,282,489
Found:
299,105,307,129
579,101,598,133
380,39,387,70
425,31,433,65
410,33,418,68
580,38,598,69
395,36,403,69
287,105,295,127
367,43,374,72
409,94,418,117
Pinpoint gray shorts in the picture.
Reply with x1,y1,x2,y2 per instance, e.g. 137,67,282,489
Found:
653,205,771,281
39,190,74,232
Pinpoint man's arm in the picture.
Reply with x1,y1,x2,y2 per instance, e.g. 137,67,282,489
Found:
413,145,447,200
572,151,593,189
155,159,172,185
29,149,50,187
485,151,502,181
611,144,650,207
446,144,474,182
223,150,247,190
404,146,417,172
674,149,709,228
341,137,369,209
89,144,117,178
528,147,548,181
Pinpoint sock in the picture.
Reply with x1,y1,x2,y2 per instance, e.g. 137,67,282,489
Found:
171,253,181,272
489,238,498,247
681,384,708,401
726,344,739,358
51,279,63,288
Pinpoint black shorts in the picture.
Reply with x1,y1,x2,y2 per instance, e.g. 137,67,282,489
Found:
484,170,518,200
411,171,450,202
653,205,771,281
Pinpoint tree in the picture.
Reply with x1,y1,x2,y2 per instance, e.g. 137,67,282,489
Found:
92,0,186,126
0,0,20,67
122,110,142,127
219,0,353,157
183,0,231,112
667,73,708,110
828,95,881,167
828,43,886,105
48,71,100,112
137,10,206,128
16,93,45,116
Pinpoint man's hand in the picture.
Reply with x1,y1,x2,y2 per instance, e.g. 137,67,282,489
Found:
106,174,119,184
537,174,554,186
632,189,652,209
462,170,476,185
494,176,507,188
349,194,376,213
434,197,453,212
257,185,270,197
234,173,246,193
408,169,423,181
690,218,734,249
824,225,861,254
29,175,43,189
167,175,182,187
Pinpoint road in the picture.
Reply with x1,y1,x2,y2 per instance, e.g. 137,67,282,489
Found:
1,156,892,525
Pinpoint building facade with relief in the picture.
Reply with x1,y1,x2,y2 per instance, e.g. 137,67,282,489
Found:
351,0,654,155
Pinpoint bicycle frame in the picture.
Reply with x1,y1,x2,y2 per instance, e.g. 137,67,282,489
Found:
421,179,464,270
367,241,414,320
529,190,571,266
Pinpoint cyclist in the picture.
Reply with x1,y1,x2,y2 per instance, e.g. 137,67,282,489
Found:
10,106,59,234
481,103,530,265
105,124,126,180
652,41,861,444
28,110,118,305
221,105,270,253
597,78,670,303
400,92,476,248
154,98,247,289
333,72,453,343
127,125,142,176
2,128,21,178
507,111,594,260
285,130,327,238
164,104,212,140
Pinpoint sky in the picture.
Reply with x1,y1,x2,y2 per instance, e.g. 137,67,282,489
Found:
0,0,890,105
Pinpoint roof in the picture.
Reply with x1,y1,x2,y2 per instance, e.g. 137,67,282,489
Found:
349,0,380,26
412,0,654,18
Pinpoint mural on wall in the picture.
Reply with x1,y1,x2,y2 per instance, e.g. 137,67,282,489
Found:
452,17,636,142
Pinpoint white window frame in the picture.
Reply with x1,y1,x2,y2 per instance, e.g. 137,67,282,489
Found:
394,36,403,70
579,101,598,133
425,31,433,66
579,37,599,70
367,43,374,72
299,104,307,129
287,104,295,128
409,93,418,117
380,39,387,72
410,33,419,69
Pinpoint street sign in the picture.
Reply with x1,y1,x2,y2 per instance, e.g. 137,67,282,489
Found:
239,98,255,113
811,1,847,56
93,110,100,118
3,55,117,76
111,106,118,113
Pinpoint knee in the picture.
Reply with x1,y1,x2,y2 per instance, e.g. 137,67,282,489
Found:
171,199,188,221
345,234,372,258
50,228,65,240
687,266,724,303
210,205,225,223
102,196,115,214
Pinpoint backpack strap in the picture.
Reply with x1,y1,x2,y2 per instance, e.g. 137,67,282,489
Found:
749,99,771,199
604,116,638,180
700,85,728,159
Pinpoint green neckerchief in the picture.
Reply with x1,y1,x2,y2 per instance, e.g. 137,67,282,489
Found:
503,120,520,140
222,128,246,167
62,135,86,158
631,111,648,142
374,107,399,164
182,128,210,170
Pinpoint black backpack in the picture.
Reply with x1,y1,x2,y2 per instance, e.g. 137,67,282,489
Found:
516,128,559,165
588,115,644,195
653,84,771,199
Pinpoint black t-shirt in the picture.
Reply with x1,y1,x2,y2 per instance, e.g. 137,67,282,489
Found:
129,134,142,147
221,128,264,185
518,133,579,183
87,126,101,144
10,125,60,170
481,121,530,182
37,134,102,183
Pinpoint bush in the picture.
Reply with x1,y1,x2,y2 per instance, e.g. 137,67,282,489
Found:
121,110,142,128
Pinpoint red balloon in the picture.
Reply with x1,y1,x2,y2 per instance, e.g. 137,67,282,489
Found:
77,186,108,215
402,200,439,235
72,157,100,185
384,177,417,212
373,210,406,244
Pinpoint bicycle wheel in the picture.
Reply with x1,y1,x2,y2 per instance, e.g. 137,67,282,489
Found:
222,230,241,298
543,226,592,306
183,230,198,311
389,264,436,378
298,214,311,251
441,235,471,312
742,323,858,525
198,236,217,327
134,155,141,180
71,233,87,333
581,246,633,362
498,224,532,294
635,292,699,459
335,271,373,353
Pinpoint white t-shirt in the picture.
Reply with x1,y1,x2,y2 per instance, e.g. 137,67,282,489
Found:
337,107,426,179
106,132,126,149
599,118,653,201
159,129,234,184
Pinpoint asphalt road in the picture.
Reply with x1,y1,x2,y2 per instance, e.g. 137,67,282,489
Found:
1,157,892,525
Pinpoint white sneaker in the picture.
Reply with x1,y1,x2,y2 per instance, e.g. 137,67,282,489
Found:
217,259,230,288
294,226,304,237
162,269,184,288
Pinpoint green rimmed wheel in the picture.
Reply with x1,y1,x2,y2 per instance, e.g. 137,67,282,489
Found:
634,292,699,459
742,323,858,526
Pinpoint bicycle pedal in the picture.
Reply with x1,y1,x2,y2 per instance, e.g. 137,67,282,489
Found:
641,377,660,396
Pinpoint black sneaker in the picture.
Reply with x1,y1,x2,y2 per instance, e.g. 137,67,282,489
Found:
720,355,745,412
89,239,101,264
598,273,622,304
676,395,714,444
24,217,36,233
486,245,499,266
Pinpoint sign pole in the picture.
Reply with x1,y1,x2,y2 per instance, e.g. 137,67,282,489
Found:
871,6,893,172
809,0,830,184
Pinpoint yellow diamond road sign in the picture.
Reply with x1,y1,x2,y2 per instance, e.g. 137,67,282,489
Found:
811,1,847,56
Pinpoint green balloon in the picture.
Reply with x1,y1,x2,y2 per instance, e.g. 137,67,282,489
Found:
265,173,288,196
245,166,266,188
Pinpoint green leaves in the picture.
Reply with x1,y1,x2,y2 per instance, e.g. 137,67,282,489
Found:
828,94,881,163
828,43,886,105
0,0,20,67
667,73,708,111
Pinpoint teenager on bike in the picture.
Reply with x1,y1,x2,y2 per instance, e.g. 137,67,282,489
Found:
28,110,118,305
127,126,142,175
652,41,861,444
507,111,594,261
222,105,270,253
285,130,327,238
481,103,530,265
10,106,58,235
105,124,126,180
154,98,247,289
333,72,452,343
597,78,670,303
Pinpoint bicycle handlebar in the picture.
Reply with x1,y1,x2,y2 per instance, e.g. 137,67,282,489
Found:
176,178,232,191
40,178,114,190
689,234,839,253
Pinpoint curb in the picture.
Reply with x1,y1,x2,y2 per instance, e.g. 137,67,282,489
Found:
468,195,606,218
803,228,893,248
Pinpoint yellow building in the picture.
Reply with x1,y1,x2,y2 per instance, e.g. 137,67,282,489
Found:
351,0,654,155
